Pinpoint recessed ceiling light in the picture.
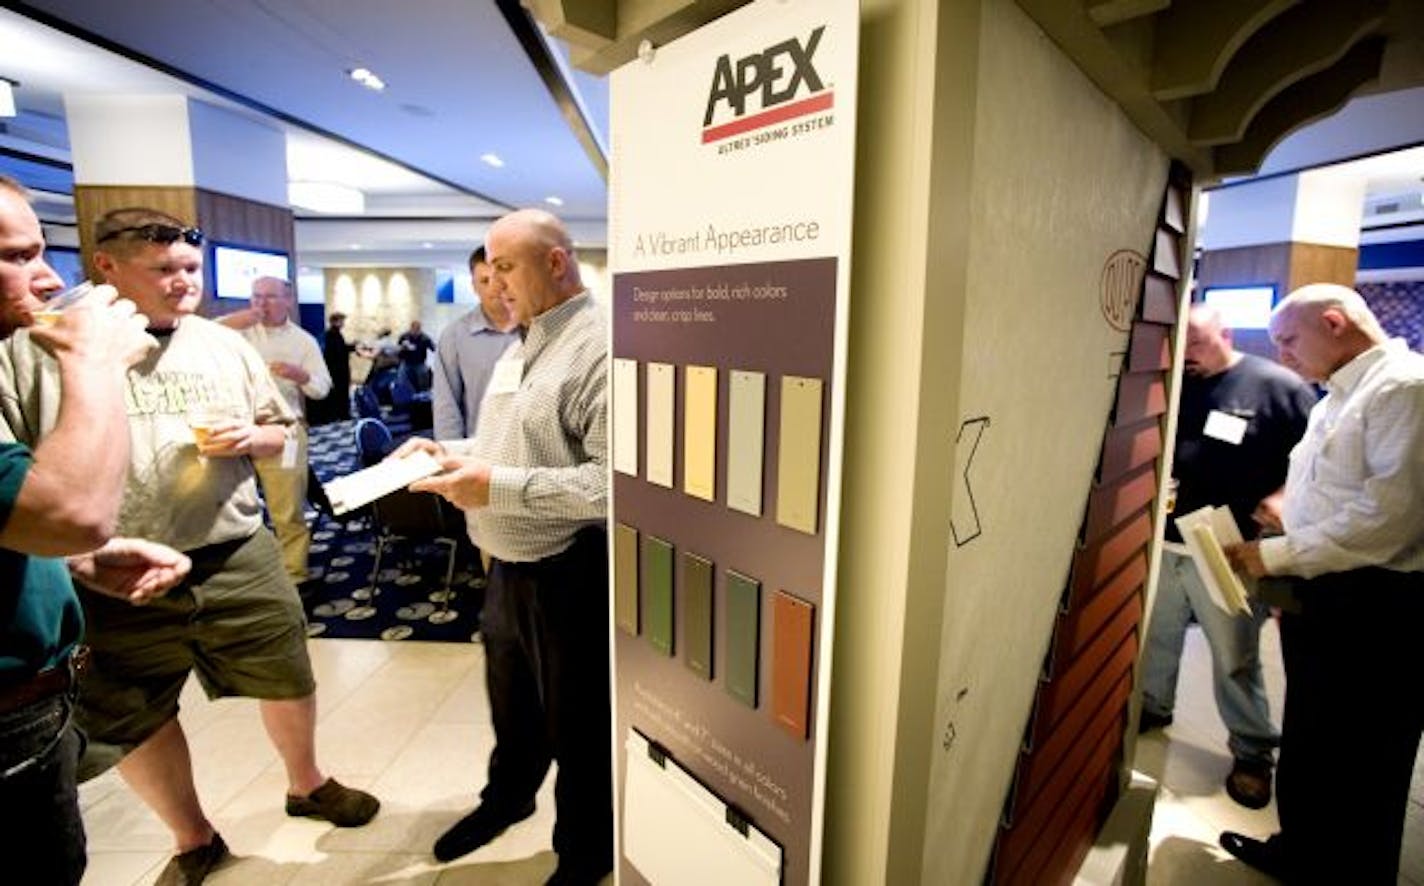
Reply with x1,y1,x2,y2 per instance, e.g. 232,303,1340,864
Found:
347,67,386,91
421,242,433,249
349,243,363,250
480,153,504,168
544,196,564,207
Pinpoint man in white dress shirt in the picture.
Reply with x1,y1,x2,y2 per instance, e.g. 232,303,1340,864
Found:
221,277,331,583
1220,283,1424,882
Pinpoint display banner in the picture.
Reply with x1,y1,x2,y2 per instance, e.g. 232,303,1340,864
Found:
608,1,857,883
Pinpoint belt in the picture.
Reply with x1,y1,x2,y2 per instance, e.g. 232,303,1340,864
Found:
0,645,89,716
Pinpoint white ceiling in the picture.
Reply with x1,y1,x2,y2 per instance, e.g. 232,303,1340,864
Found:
0,0,610,267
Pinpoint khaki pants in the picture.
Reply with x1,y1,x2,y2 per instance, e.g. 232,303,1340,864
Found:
253,424,310,582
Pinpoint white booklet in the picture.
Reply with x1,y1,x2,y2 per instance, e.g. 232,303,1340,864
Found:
323,450,444,516
1174,504,1253,615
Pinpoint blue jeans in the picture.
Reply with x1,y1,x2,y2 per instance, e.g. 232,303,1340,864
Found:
1140,550,1278,764
0,692,86,884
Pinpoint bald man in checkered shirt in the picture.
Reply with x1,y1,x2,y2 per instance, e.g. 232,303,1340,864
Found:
394,209,609,886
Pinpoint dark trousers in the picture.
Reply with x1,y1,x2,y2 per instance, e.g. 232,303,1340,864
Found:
0,693,86,885
1275,567,1424,883
480,526,611,868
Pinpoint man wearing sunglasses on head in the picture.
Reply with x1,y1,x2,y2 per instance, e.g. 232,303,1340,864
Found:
2,206,379,884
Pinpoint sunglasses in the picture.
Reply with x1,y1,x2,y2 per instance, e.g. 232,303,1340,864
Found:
97,223,205,247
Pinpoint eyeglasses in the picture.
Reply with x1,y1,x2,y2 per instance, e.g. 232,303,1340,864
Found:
96,224,205,247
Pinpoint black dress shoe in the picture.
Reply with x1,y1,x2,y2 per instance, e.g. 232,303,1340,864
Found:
1137,709,1173,734
1220,831,1290,879
545,856,613,886
433,800,536,862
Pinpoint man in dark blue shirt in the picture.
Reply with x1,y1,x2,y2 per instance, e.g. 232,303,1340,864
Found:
1139,304,1316,809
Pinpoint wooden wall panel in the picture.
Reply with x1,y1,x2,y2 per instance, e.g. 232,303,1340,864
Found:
1196,242,1291,292
1052,553,1146,671
1128,321,1171,372
1066,510,1152,606
1112,373,1167,425
1011,670,1132,813
1031,610,1137,739
1287,242,1357,291
71,186,294,316
195,189,296,259
1098,419,1162,484
73,185,198,281
990,165,1188,884
1082,462,1157,544
1142,273,1178,324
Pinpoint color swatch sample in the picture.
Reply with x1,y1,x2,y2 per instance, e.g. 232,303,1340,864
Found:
612,358,639,476
682,552,714,679
614,523,640,635
643,535,675,655
646,362,675,488
771,591,814,740
683,365,718,501
725,570,761,708
776,375,823,535
727,369,766,517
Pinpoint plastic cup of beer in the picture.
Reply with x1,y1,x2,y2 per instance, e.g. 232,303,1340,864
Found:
187,405,243,448
32,281,94,327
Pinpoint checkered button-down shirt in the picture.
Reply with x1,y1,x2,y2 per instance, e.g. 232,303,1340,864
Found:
452,291,607,562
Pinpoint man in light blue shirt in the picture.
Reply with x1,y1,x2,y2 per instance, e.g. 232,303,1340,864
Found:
431,246,518,441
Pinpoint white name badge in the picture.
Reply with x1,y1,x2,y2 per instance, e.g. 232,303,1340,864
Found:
488,357,524,395
280,434,299,469
1203,409,1248,445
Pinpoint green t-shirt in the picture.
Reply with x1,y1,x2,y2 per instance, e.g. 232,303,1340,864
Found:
0,442,83,678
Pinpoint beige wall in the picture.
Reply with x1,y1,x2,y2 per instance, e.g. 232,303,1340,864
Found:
324,266,435,378
922,1,1166,882
825,0,1168,882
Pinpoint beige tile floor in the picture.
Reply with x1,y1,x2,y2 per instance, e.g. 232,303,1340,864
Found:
1138,616,1424,886
80,627,1423,884
80,639,578,886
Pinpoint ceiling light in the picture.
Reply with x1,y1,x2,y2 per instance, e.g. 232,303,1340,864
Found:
0,79,16,118
480,153,504,168
347,67,386,91
349,244,363,251
289,181,366,214
544,196,564,207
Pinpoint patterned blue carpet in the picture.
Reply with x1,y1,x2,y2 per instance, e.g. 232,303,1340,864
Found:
300,420,485,643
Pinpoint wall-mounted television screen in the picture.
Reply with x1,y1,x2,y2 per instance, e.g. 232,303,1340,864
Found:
211,243,291,301
1202,284,1276,329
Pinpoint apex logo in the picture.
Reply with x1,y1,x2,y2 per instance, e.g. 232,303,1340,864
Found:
702,25,834,145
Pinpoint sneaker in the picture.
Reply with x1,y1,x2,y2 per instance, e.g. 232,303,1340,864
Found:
285,778,380,826
1225,758,1273,809
155,833,230,886
433,800,536,862
1137,709,1173,733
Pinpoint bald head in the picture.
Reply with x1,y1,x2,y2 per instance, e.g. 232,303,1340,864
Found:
484,209,584,327
1268,283,1386,382
1184,303,1238,377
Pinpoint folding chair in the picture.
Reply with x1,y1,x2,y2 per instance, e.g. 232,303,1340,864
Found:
365,488,462,624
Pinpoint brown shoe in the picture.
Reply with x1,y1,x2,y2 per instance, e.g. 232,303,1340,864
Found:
1225,758,1273,809
286,778,380,826
155,833,230,886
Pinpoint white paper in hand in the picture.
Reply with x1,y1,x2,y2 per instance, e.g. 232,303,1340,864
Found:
324,450,443,516
1175,504,1253,615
